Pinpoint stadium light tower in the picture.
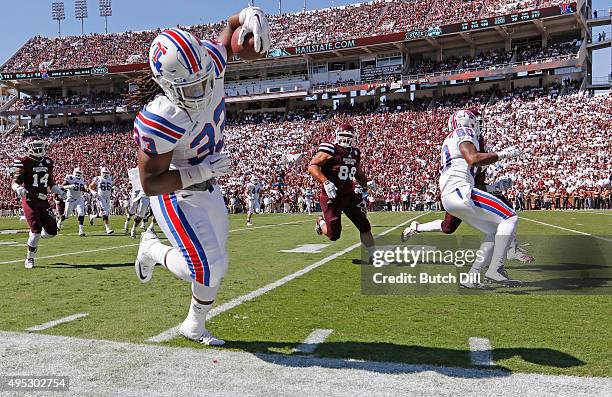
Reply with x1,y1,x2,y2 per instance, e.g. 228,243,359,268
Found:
75,0,89,35
99,0,112,34
278,0,281,14
51,2,66,37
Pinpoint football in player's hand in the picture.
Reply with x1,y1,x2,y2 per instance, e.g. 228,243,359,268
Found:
231,28,261,61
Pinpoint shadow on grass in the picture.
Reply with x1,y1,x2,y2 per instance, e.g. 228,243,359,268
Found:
38,262,134,270
217,340,584,378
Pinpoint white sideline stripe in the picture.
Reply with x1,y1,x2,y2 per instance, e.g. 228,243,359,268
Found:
0,220,310,265
26,313,89,332
520,217,612,243
468,337,494,367
294,329,334,354
147,212,430,343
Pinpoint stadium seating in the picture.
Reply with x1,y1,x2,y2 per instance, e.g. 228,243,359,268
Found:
1,0,566,73
2,86,610,214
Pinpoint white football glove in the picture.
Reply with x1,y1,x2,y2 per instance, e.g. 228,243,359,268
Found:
179,153,232,189
324,180,338,199
238,6,271,54
11,183,27,198
51,185,67,201
489,178,513,193
497,146,522,160
367,180,378,191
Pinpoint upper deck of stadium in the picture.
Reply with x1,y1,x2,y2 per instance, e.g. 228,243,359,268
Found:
1,0,579,75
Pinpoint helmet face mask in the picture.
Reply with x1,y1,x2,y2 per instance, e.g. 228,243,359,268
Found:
73,168,83,179
149,29,215,111
26,140,46,158
100,167,110,178
335,124,356,148
448,110,481,137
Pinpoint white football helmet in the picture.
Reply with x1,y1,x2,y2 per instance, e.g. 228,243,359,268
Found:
100,167,110,178
250,175,260,184
73,167,83,179
448,109,481,136
335,124,356,148
25,139,46,158
149,28,215,110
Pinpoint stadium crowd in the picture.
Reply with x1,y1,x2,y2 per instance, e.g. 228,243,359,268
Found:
1,84,610,216
1,0,566,73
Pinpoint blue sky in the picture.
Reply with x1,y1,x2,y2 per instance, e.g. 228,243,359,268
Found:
0,0,609,77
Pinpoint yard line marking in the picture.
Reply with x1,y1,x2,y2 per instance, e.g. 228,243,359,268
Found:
147,212,431,343
26,313,89,332
0,244,140,265
294,329,334,354
519,217,612,243
0,219,310,265
468,337,494,367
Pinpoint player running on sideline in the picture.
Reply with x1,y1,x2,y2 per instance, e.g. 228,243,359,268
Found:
89,167,115,235
131,6,270,346
436,110,523,287
309,123,378,261
57,167,88,236
11,140,65,268
245,175,262,226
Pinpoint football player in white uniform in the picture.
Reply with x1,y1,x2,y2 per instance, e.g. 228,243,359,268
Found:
245,175,262,226
437,110,523,287
132,7,270,346
125,167,152,238
57,167,88,236
89,167,114,235
303,188,313,215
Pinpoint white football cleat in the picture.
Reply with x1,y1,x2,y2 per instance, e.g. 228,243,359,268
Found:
401,221,420,242
507,246,534,263
484,268,521,287
315,215,324,235
134,230,159,283
79,231,86,237
246,222,253,226
24,258,35,269
130,229,137,239
106,229,114,235
123,222,129,233
179,322,225,346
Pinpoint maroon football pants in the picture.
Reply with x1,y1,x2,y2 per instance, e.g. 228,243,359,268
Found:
320,193,371,241
22,198,57,235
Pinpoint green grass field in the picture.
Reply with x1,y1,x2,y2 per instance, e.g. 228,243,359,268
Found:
1,210,610,377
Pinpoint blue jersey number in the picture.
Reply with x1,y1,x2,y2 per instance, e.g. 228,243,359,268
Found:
188,100,225,166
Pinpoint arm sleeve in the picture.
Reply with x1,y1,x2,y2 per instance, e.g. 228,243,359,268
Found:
317,142,335,156
202,39,228,78
133,99,187,155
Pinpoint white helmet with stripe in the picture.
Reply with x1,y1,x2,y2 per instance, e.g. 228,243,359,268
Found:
149,28,215,110
448,109,481,136
100,167,110,178
73,167,83,179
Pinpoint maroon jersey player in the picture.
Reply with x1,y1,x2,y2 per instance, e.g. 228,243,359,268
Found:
308,124,378,260
11,140,66,269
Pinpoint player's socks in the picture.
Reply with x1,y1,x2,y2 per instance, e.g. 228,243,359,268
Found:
179,298,224,346
78,225,86,236
417,220,443,232
124,220,129,232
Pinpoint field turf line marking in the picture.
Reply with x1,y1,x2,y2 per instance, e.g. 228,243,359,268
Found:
0,220,310,265
294,329,334,354
519,216,612,243
147,212,430,343
0,244,140,265
468,337,494,367
26,313,89,332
